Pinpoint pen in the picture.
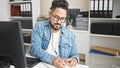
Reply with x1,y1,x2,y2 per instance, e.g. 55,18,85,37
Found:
54,50,67,66
54,50,59,57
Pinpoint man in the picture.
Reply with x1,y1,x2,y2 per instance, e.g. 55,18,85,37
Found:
30,0,79,68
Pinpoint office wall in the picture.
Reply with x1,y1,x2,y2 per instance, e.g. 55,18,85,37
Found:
0,0,9,21
112,0,120,18
31,0,41,27
40,0,89,16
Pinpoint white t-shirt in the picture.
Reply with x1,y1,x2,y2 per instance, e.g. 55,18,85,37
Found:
46,31,60,57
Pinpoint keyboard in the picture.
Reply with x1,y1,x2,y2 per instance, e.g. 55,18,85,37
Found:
26,57,40,68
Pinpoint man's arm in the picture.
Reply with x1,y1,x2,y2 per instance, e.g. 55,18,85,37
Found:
30,22,55,64
67,34,80,66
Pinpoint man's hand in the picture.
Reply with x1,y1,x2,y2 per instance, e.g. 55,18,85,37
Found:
52,57,66,68
65,58,78,67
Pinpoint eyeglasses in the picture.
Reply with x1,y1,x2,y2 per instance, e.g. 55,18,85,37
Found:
51,13,66,23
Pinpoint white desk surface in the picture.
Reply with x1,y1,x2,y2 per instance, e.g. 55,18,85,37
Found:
10,62,89,68
33,62,89,68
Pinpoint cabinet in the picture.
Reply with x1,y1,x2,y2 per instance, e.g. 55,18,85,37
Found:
8,0,33,28
89,18,120,68
7,0,40,58
75,17,88,31
8,0,41,28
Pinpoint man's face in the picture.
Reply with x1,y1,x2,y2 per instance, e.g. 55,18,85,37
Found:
49,8,67,30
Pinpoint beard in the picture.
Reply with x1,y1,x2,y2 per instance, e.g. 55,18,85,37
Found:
50,22,62,30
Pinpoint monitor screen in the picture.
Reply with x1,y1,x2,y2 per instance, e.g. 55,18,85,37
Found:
0,21,27,68
67,9,80,27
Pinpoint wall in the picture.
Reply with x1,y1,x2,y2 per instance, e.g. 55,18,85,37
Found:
0,0,10,21
112,0,120,18
31,0,41,27
40,0,89,16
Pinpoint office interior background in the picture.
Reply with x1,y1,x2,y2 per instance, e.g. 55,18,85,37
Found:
0,0,120,68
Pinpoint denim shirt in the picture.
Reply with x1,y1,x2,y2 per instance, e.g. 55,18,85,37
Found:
30,20,79,64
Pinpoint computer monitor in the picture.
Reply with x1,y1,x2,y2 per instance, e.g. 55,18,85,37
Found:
0,21,27,68
67,9,80,27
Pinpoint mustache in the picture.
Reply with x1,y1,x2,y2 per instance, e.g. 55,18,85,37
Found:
54,23,61,25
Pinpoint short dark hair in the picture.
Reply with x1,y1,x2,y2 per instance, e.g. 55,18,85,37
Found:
50,0,69,12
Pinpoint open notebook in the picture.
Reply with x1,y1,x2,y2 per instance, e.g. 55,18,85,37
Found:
33,62,89,68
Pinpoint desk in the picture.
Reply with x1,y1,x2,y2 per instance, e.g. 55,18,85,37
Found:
33,62,89,68
10,62,89,68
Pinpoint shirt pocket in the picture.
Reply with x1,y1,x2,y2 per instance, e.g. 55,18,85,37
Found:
42,35,48,41
59,41,71,58
42,35,49,49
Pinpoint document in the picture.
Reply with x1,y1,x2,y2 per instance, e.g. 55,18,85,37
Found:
33,62,89,68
